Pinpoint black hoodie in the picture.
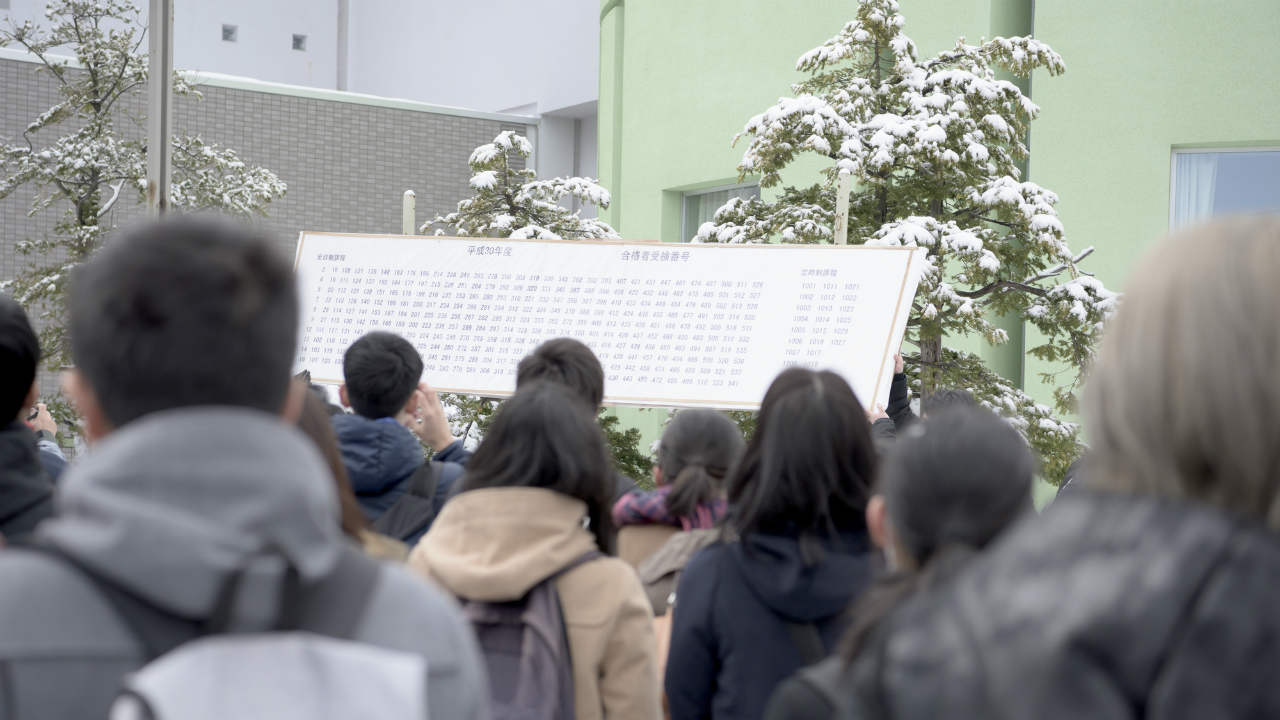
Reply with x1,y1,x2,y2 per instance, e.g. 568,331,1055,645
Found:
0,420,54,541
665,530,875,720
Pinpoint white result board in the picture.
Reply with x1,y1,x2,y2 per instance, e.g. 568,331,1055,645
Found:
294,233,924,410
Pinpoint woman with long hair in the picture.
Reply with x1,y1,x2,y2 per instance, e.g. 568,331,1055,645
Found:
410,382,661,720
762,405,1034,719
664,368,878,720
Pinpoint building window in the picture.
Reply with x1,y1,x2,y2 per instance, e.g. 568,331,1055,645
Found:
1171,148,1280,229
292,34,307,51
682,183,760,241
221,24,237,42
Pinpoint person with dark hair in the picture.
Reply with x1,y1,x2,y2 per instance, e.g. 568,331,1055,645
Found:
333,331,467,541
612,409,745,613
517,337,639,499
296,385,407,562
920,387,976,416
0,295,55,542
828,216,1280,718
516,336,606,408
762,406,1034,719
0,217,489,719
411,381,662,720
664,368,879,720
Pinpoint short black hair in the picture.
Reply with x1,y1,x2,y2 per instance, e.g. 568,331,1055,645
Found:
69,216,298,426
0,295,39,420
462,381,615,553
726,368,876,540
921,388,976,416
342,331,423,419
516,338,604,409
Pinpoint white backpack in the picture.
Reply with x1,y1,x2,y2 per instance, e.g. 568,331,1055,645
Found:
46,545,428,720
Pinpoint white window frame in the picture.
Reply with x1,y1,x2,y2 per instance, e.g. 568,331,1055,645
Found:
1169,146,1280,229
680,182,760,242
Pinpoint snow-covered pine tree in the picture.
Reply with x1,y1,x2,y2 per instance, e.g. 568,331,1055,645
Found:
694,0,1116,480
426,130,618,240
426,131,651,485
0,0,286,372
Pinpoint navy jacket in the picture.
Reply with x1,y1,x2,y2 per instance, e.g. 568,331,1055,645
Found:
330,414,464,543
0,421,55,542
665,531,876,720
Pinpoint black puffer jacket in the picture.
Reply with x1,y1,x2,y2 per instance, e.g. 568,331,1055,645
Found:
0,421,54,541
845,490,1280,719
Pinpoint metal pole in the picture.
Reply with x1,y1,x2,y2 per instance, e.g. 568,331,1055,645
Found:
402,190,416,235
832,171,852,245
146,0,174,216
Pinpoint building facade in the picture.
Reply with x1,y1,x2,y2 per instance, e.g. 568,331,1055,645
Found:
598,0,1280,412
2,0,600,187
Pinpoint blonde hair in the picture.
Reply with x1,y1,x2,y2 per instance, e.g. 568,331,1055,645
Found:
1083,215,1280,527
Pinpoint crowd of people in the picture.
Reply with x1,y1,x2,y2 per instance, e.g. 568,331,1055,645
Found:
0,213,1276,719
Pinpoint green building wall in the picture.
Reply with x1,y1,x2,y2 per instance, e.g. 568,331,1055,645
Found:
599,0,1280,441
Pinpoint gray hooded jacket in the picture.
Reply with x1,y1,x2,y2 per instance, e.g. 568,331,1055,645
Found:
0,407,489,719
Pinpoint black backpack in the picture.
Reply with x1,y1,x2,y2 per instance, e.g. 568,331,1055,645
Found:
370,462,442,542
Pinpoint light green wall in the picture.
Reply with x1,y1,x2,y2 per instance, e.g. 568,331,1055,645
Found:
1025,0,1280,410
600,0,1280,437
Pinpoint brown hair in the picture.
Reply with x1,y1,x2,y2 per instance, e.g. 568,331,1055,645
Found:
296,384,369,539
1083,215,1280,527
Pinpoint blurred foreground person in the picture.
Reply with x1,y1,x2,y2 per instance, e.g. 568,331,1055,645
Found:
762,406,1033,719
0,296,54,542
296,386,409,562
0,218,488,719
412,382,661,720
835,215,1280,719
665,368,878,720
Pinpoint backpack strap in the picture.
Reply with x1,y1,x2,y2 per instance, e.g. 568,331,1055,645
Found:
26,542,383,660
24,544,203,659
784,621,828,665
549,549,604,583
794,656,852,716
370,462,443,541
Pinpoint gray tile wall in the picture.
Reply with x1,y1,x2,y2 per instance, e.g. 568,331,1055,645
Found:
1,56,531,391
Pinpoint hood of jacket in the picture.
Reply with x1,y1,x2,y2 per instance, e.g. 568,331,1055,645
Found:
331,413,422,496
39,407,341,620
731,530,876,622
416,487,599,602
0,421,54,535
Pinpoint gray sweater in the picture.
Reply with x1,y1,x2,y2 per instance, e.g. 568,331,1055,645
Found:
0,407,490,719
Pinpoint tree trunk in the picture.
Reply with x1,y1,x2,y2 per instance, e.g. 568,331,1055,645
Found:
918,331,943,407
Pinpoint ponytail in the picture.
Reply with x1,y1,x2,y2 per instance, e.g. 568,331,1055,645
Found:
655,409,745,528
665,464,720,525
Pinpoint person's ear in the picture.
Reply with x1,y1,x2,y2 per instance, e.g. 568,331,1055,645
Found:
338,384,350,410
280,380,307,424
652,465,663,486
866,494,890,549
62,369,112,443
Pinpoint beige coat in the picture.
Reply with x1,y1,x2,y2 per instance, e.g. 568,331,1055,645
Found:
410,487,662,720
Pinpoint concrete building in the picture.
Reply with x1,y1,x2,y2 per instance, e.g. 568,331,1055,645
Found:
597,0,1280,418
2,0,601,189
